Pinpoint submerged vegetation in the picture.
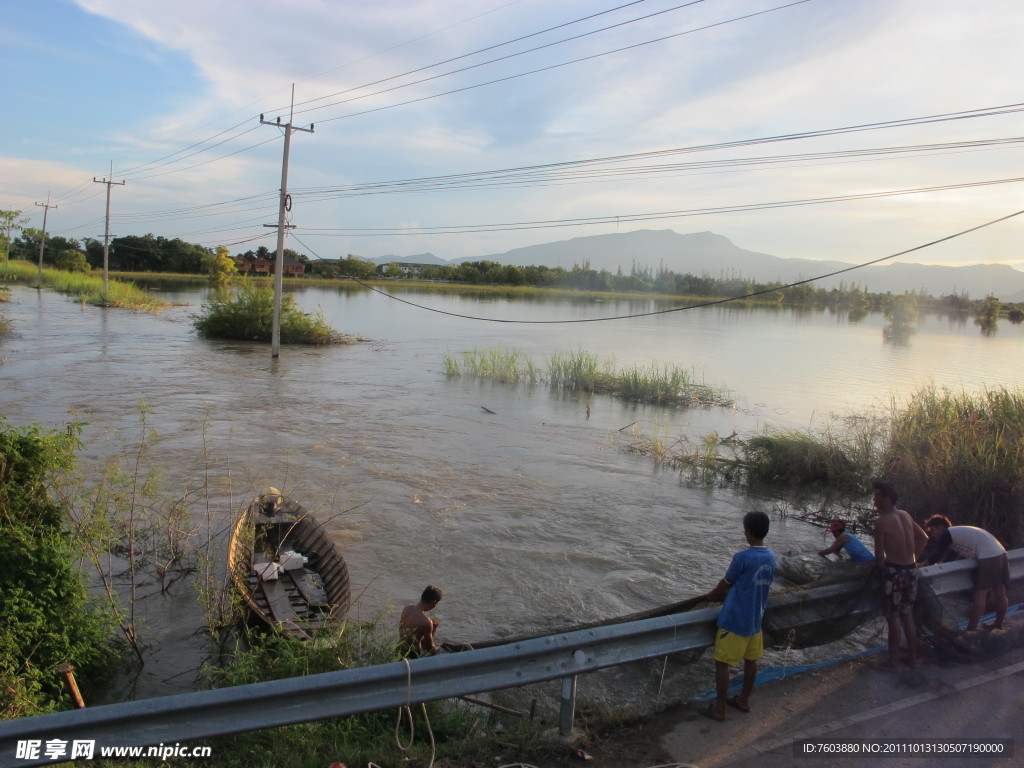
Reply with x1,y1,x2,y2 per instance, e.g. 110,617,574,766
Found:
193,279,353,344
627,384,1024,547
0,260,168,311
445,346,732,407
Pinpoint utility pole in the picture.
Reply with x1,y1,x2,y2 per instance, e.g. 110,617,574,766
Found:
93,166,125,295
34,195,57,288
260,85,314,358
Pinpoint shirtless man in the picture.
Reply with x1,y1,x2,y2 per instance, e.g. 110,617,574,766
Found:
399,585,443,656
872,480,928,672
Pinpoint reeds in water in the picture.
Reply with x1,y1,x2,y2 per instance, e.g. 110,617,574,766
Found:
444,346,541,383
617,362,721,406
547,349,606,391
446,345,732,407
624,384,1024,546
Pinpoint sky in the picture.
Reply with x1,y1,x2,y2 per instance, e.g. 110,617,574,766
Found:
2,0,1024,270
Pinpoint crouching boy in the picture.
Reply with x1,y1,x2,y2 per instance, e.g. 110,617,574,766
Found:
704,511,775,721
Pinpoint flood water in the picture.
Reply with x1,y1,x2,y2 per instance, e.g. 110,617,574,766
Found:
1,283,1021,705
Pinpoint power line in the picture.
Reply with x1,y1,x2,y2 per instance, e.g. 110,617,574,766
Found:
47,2,663,189
296,208,1024,325
83,104,1024,237
296,175,1024,237
312,0,816,125
289,0,705,119
288,135,1024,201
282,0,659,115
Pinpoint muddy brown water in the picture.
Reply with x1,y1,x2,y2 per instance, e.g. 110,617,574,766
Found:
1,284,1021,703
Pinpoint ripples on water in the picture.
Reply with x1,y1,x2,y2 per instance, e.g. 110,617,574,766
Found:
2,284,1020,701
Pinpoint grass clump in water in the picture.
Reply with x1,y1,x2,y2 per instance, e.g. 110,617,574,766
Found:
446,346,733,407
445,345,541,383
617,362,722,406
548,349,610,392
193,280,352,344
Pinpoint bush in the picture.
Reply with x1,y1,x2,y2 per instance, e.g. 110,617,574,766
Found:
193,280,350,344
0,420,115,717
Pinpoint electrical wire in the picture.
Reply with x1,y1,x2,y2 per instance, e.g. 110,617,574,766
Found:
278,0,660,115
294,208,1024,325
296,175,1024,237
289,0,710,119
312,0,816,125
288,136,1024,202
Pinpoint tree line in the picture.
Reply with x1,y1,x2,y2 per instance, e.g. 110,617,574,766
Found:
3,211,1020,321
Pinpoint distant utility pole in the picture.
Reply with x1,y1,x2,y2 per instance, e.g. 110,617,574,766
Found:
93,167,125,295
34,195,57,288
260,85,314,358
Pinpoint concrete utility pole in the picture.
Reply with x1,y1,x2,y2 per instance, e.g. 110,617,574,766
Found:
260,85,313,358
34,195,57,288
93,167,125,295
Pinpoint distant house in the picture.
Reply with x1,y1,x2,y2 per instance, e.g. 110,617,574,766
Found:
235,253,306,276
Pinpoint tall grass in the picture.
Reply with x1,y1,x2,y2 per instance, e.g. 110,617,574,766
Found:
446,346,733,408
548,349,606,391
617,362,721,405
445,345,541,383
882,385,1024,547
0,288,9,335
742,424,874,491
625,384,1024,546
0,260,168,311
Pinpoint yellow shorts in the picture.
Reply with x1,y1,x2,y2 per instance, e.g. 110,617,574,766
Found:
713,627,763,665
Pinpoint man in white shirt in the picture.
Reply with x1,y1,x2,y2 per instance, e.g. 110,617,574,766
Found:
923,515,1009,631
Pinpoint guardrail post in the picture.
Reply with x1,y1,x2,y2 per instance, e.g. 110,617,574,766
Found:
559,675,577,735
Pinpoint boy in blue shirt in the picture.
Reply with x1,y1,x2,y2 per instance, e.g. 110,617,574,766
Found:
703,511,776,721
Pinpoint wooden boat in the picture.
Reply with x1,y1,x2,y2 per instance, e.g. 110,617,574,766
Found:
229,490,352,639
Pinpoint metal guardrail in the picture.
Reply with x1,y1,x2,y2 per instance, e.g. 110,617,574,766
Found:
2,550,1021,767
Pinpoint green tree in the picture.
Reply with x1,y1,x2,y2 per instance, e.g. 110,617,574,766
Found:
54,249,90,273
974,295,1001,335
202,245,238,288
1,209,29,268
883,294,918,344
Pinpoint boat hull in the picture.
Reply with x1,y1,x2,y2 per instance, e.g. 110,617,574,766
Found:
229,493,352,639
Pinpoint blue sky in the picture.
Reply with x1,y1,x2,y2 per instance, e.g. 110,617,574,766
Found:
3,0,1023,269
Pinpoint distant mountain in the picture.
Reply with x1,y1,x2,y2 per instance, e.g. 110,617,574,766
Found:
368,230,1024,301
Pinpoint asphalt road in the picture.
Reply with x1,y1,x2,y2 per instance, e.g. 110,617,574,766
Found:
658,619,1023,768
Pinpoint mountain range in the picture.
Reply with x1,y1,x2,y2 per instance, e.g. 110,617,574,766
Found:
368,229,1024,302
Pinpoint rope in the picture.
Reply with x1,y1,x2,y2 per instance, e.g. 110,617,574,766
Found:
393,658,437,768
394,659,415,752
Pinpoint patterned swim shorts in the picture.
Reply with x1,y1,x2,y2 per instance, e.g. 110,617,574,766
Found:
883,563,918,618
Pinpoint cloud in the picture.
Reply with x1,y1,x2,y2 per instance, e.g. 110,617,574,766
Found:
1,0,1018,267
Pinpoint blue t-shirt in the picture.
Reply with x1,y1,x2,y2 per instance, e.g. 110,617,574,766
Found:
718,545,776,637
840,533,875,563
